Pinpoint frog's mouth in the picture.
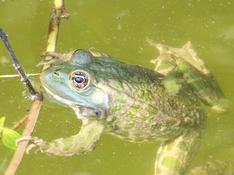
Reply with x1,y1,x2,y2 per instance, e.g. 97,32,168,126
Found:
42,83,78,106
43,83,105,118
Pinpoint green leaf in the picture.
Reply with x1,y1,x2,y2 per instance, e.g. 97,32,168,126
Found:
0,117,5,128
0,117,6,135
2,128,20,150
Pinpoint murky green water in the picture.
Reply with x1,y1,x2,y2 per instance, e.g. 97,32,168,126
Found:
0,0,234,175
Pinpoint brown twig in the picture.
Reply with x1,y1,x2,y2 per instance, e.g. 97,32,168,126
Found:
4,100,42,175
11,116,28,130
3,0,66,175
0,28,42,175
43,0,68,70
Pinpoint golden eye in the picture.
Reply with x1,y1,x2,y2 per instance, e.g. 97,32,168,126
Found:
70,70,89,89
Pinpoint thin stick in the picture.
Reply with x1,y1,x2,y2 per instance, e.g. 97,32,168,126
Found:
3,0,66,175
43,0,68,70
1,30,43,174
11,116,28,130
4,100,42,175
0,30,42,175
0,29,39,99
0,73,39,78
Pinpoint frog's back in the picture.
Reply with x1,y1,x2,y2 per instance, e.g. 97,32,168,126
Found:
88,57,205,141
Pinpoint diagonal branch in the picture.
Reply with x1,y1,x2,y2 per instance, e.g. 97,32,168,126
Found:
4,100,42,175
0,29,40,99
3,1,66,175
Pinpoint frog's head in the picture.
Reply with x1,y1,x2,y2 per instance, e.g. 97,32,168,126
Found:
40,50,109,119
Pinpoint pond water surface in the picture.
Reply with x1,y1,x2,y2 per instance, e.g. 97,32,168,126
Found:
0,0,234,175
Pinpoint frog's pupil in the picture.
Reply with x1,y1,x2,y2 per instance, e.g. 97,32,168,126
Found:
75,76,84,83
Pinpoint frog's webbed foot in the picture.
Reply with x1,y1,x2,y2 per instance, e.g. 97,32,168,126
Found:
37,51,72,67
88,47,110,58
37,51,62,66
41,51,64,59
154,129,201,175
16,136,48,154
147,38,228,113
146,38,210,76
146,38,177,75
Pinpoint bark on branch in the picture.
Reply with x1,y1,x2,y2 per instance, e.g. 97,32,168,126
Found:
3,1,66,174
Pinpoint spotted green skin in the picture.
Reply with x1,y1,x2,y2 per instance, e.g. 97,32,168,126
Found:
38,42,228,175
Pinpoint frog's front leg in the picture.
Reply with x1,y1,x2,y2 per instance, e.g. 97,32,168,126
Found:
38,51,73,67
27,119,104,156
147,39,227,113
155,129,200,175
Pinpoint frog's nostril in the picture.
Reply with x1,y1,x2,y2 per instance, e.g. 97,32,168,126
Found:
53,68,61,77
53,71,60,76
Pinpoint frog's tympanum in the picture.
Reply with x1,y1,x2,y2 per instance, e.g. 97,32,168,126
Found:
34,41,229,175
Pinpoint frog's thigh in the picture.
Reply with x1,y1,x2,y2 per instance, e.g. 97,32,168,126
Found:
154,129,200,175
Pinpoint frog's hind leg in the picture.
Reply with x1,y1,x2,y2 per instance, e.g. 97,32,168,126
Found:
155,133,234,175
147,39,227,113
154,129,201,175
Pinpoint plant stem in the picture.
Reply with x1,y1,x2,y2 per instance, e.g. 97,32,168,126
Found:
3,0,67,174
0,73,39,79
44,0,68,70
0,29,41,100
4,100,42,175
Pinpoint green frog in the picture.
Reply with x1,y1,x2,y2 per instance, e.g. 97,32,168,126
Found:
26,40,230,175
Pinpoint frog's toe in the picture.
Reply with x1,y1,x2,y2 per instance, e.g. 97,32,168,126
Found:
41,51,62,58
37,52,60,65
26,139,44,154
16,136,45,154
16,136,34,144
37,59,55,67
145,37,155,46
210,99,229,113
26,138,46,154
146,37,164,52
60,9,70,19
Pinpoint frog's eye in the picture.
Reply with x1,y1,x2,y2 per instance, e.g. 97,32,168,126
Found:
70,70,89,90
